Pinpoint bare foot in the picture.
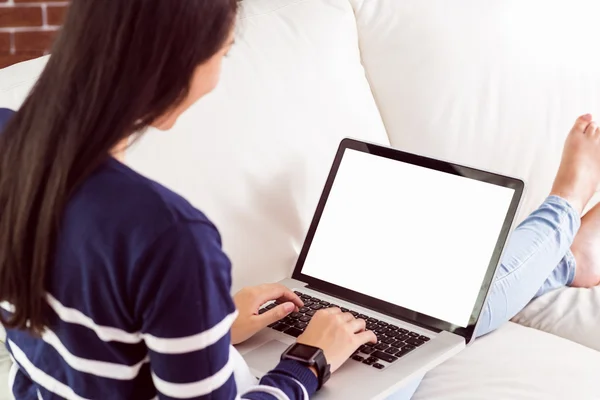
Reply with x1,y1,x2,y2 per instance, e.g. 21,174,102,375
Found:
571,203,600,287
550,114,600,215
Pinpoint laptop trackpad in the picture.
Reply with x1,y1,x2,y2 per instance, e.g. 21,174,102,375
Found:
244,340,289,374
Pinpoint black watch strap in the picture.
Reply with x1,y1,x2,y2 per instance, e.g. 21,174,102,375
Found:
311,349,331,390
281,343,331,391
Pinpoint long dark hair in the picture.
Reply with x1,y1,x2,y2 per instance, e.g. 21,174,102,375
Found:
0,0,237,334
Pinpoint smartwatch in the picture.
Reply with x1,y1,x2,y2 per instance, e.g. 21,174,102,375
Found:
281,343,331,390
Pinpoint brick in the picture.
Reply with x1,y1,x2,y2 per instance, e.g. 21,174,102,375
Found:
15,0,67,2
0,7,43,28
0,32,10,53
0,51,44,69
14,30,57,52
47,5,68,26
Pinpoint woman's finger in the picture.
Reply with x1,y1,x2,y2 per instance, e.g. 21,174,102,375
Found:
347,317,366,333
259,283,303,307
340,312,355,323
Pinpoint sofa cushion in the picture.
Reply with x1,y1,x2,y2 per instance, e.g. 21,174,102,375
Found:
126,0,389,291
352,0,600,224
513,287,600,352
0,343,11,400
413,322,600,399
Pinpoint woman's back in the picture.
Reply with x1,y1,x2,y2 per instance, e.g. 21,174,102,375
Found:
4,158,237,399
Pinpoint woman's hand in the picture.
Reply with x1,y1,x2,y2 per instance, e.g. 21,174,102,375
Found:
297,308,377,373
231,284,304,345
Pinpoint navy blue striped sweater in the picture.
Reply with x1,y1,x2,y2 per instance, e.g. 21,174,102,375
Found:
0,108,317,400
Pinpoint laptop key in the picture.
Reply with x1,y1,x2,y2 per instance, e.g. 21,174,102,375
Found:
266,304,277,310
377,321,388,327
306,310,316,316
405,338,425,347
419,336,430,341
358,314,368,320
375,343,389,350
294,291,303,296
272,323,289,332
396,345,416,357
367,318,378,323
284,327,304,338
371,351,398,363
281,317,294,325
388,325,398,330
361,347,375,355
385,347,399,355
320,301,330,306
372,363,385,370
329,304,338,308
290,312,302,319
299,316,311,323
298,307,310,313
396,334,409,342
352,355,364,362
398,328,409,334
310,304,323,310
341,308,349,312
295,321,308,329
363,358,375,365
349,311,359,317
268,322,277,328
258,308,267,314
409,332,420,337
382,337,395,344
391,340,405,348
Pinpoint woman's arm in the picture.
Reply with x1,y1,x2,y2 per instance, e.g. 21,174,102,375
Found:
134,221,317,400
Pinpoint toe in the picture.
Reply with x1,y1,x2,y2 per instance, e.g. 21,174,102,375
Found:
584,121,598,135
574,114,593,133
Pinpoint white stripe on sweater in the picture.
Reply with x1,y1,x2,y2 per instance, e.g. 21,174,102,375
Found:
41,328,149,380
5,296,237,354
143,311,238,354
151,357,234,398
242,385,292,400
9,340,90,400
45,295,142,344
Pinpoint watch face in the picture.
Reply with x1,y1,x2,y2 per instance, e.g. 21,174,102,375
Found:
287,344,319,361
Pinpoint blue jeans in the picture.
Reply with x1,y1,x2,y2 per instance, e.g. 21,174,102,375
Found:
387,195,580,399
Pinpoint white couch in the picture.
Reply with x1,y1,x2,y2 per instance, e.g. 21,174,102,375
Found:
1,0,600,398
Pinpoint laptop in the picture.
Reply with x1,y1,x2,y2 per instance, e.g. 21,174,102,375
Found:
237,138,524,399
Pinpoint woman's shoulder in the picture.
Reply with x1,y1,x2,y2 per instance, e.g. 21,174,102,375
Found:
63,157,216,244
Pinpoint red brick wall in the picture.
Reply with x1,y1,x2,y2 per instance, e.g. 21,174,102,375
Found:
0,0,68,69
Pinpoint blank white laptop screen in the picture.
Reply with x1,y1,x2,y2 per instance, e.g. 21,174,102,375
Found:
301,149,515,328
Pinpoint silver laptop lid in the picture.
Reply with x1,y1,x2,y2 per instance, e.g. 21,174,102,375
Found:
292,139,524,343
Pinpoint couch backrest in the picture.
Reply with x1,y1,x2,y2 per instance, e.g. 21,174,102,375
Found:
353,0,600,222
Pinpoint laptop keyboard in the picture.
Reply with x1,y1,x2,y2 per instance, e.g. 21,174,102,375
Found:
258,291,431,371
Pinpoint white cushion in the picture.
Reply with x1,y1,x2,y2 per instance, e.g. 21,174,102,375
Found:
413,322,600,399
352,0,600,346
352,0,600,224
0,346,10,400
514,287,600,352
0,56,49,109
126,0,389,291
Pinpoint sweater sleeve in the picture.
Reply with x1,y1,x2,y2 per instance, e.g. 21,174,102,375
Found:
134,221,318,400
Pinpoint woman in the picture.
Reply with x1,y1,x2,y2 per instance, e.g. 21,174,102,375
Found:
0,1,599,399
